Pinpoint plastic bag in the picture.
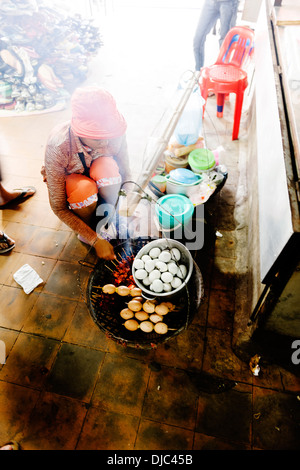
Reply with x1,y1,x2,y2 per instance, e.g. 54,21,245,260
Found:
174,87,205,146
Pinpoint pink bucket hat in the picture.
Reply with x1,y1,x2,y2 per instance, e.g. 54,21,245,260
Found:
70,86,127,139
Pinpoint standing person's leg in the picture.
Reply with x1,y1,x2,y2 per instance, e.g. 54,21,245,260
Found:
218,0,238,47
193,0,220,71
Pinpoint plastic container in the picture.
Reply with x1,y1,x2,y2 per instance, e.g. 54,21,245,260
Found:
166,175,201,197
164,152,189,173
169,168,201,185
150,175,166,193
155,194,194,230
188,148,215,173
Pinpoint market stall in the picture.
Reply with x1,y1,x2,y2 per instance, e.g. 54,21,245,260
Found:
0,0,102,115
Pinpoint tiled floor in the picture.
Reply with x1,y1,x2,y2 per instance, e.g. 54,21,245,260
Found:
1,2,300,451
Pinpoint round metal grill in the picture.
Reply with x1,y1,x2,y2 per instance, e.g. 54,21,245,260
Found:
86,237,204,349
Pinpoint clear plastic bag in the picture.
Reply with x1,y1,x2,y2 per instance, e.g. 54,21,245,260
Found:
174,87,205,146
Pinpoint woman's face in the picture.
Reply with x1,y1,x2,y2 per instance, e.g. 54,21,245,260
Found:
79,137,108,150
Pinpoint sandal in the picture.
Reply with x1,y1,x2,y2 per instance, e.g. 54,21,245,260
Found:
0,440,21,450
0,232,15,254
0,186,36,209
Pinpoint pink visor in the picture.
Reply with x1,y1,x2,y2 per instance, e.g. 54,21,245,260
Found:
70,86,127,139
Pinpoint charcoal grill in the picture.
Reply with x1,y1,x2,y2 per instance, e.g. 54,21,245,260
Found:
85,237,203,349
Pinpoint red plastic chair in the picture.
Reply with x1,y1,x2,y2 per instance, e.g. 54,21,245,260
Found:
199,26,255,140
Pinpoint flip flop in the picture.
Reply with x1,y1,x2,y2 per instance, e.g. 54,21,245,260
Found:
0,186,36,209
0,440,21,450
0,232,15,254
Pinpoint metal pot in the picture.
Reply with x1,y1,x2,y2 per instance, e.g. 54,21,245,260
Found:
132,238,193,298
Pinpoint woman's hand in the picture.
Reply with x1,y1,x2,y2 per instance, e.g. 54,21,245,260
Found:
94,238,116,260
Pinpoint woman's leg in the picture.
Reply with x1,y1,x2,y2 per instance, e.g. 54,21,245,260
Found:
89,157,122,232
65,173,98,225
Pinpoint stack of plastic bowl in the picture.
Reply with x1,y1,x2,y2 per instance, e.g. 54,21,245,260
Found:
165,168,201,196
188,148,216,173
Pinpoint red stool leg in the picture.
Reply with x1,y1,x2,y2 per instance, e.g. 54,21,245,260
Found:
232,90,245,140
216,93,225,117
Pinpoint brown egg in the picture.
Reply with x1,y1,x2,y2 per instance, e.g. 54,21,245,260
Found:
128,299,143,312
124,319,139,331
149,314,163,323
102,284,116,294
143,300,156,313
130,287,142,297
116,285,131,296
154,322,168,334
135,311,149,321
140,321,154,333
120,308,134,320
154,303,169,316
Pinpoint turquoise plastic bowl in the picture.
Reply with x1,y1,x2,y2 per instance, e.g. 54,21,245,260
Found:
155,194,194,230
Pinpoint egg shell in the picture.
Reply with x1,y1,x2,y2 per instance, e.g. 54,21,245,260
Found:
142,276,151,286
141,254,151,262
170,247,181,261
133,258,144,270
152,278,164,293
148,269,161,283
149,247,161,259
177,264,187,279
135,269,147,280
161,271,173,283
158,250,171,263
167,262,178,276
171,277,182,289
145,259,156,272
140,321,154,333
155,261,167,272
163,283,172,292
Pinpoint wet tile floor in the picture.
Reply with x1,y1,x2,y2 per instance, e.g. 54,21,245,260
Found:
1,2,300,451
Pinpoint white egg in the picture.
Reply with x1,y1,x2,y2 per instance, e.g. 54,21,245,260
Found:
145,259,155,273
148,269,161,283
141,254,151,262
159,250,171,263
161,271,173,283
170,247,181,261
171,277,182,289
163,283,172,292
133,258,144,270
135,269,147,280
167,262,178,276
177,264,187,279
143,276,151,286
149,247,161,259
152,279,164,293
156,261,167,272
